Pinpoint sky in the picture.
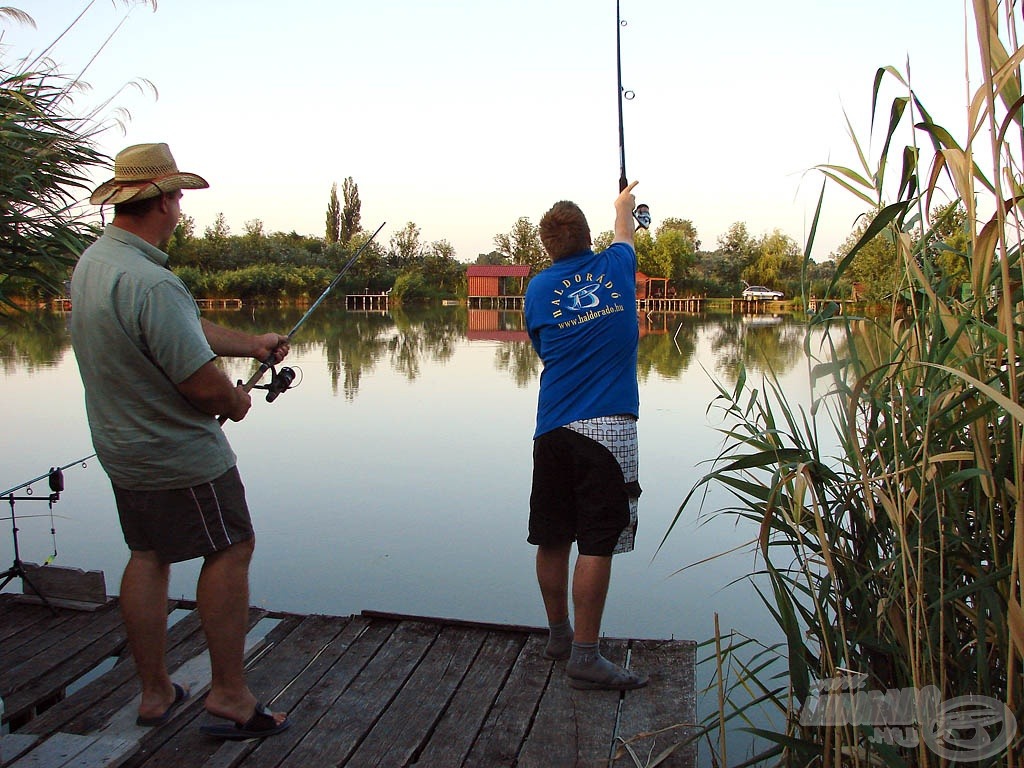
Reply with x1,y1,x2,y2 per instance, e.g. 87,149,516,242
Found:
7,1,972,263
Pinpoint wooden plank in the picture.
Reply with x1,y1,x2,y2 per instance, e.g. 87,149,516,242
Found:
196,615,392,768
463,634,553,768
104,615,307,768
346,626,488,766
20,565,108,606
176,614,361,768
56,614,287,768
414,631,526,766
15,609,274,768
56,735,136,768
8,731,94,768
573,640,632,764
274,620,439,768
613,640,698,768
0,599,58,646
6,732,136,768
0,598,700,768
100,612,273,737
19,608,205,736
3,609,128,726
361,609,547,635
13,597,110,613
516,640,626,768
2,604,121,681
0,733,39,766
0,603,76,663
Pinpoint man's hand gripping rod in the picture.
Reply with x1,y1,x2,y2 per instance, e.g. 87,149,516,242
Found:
218,221,386,424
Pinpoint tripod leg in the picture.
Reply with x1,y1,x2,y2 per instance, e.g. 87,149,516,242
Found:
17,566,57,617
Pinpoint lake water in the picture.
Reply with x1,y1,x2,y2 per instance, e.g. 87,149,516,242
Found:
1,306,815,653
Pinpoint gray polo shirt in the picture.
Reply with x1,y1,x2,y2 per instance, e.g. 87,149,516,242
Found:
70,225,236,490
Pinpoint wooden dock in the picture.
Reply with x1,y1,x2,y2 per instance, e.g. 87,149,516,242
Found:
467,296,525,310
346,294,390,310
0,594,697,767
196,298,243,309
636,297,705,312
730,297,784,313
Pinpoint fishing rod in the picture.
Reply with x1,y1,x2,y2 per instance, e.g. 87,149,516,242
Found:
616,0,651,230
1,454,96,498
220,221,386,424
1,454,96,592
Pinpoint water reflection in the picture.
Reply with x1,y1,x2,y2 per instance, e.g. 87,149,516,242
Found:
0,306,810,390
708,313,807,383
1,304,825,652
0,311,71,373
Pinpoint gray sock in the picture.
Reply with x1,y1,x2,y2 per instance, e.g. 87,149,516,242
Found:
566,641,649,690
544,618,573,660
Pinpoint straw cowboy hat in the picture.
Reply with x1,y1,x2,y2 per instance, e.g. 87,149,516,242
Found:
90,143,209,205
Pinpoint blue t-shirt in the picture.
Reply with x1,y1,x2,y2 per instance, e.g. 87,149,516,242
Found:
524,242,639,438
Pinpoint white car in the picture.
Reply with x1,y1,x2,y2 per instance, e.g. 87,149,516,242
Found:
741,285,784,300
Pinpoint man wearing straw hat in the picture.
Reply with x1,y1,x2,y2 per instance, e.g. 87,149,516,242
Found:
70,143,290,739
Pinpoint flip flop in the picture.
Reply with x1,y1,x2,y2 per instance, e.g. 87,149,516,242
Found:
199,702,290,740
135,683,190,727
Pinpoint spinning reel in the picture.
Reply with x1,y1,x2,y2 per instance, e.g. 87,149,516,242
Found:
634,204,651,230
246,365,297,403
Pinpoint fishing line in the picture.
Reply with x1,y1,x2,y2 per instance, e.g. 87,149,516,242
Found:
616,0,651,230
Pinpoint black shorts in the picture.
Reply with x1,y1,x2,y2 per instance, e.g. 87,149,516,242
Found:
529,426,638,556
112,466,255,563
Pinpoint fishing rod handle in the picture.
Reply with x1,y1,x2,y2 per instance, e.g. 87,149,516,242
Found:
216,357,273,425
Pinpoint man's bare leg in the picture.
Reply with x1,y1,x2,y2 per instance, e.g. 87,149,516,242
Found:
536,543,574,659
566,553,648,690
571,554,612,643
120,550,180,721
197,538,285,727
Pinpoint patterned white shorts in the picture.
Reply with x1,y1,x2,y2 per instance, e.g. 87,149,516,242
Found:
564,415,639,554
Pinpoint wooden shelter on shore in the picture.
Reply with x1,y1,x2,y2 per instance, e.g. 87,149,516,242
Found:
466,265,530,309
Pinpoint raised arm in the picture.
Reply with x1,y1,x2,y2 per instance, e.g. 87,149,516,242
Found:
612,180,639,246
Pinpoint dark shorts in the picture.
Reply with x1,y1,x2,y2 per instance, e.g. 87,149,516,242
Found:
112,466,255,563
529,424,640,556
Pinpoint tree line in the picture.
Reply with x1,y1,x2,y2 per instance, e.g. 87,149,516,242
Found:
157,182,844,304
159,180,969,306
0,1,962,309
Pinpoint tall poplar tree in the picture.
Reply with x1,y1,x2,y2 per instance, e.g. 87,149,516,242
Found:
341,176,361,244
325,182,341,244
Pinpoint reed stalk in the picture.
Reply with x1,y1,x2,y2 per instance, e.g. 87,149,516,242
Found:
0,3,156,307
669,1,1024,764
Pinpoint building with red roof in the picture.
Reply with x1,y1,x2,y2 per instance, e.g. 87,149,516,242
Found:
466,264,531,308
